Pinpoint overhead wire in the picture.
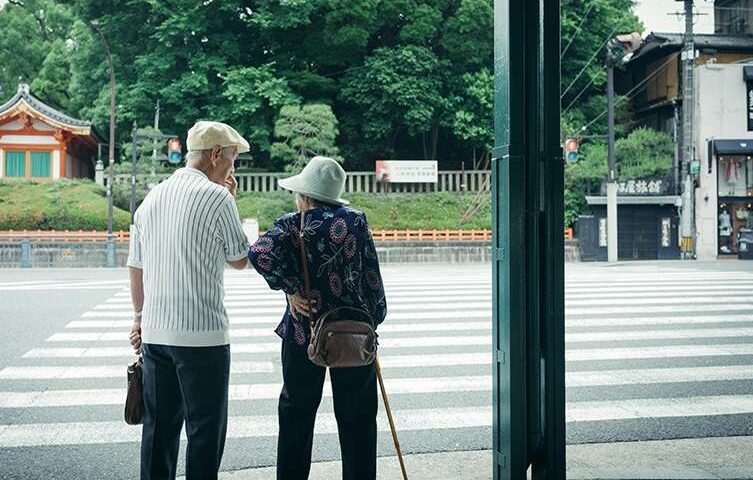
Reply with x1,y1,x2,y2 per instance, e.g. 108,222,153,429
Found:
561,26,618,100
561,2,595,59
578,53,680,134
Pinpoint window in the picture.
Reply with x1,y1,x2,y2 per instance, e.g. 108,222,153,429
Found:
2,150,53,179
4,151,25,177
30,151,51,177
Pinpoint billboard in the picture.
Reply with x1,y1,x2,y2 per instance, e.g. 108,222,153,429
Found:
375,160,438,183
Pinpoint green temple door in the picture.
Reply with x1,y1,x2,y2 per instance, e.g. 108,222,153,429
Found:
492,0,565,479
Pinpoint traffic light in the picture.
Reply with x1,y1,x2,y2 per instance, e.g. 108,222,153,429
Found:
564,137,578,164
167,138,182,165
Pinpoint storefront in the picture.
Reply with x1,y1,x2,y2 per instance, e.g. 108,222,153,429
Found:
577,178,681,261
712,140,753,256
694,63,753,260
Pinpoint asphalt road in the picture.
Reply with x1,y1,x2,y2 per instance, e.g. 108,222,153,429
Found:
0,261,752,479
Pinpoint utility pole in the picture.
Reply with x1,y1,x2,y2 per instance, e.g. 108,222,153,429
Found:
606,45,619,263
151,98,160,178
91,20,117,268
680,0,696,258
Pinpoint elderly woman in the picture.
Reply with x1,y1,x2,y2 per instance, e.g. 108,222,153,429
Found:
248,156,387,480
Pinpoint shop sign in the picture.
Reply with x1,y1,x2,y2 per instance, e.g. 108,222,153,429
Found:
748,78,753,132
616,178,669,196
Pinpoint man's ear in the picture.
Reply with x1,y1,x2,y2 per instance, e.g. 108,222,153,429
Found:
210,146,222,166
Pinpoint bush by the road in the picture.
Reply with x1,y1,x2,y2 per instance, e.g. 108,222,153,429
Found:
0,180,131,231
0,180,491,232
236,191,492,231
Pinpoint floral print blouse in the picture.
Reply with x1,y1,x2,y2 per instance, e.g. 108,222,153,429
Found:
248,205,387,347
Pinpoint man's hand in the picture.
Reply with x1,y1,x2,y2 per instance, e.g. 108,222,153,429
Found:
224,173,238,198
287,292,316,319
129,319,142,354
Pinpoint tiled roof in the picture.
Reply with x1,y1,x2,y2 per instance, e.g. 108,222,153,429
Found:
0,84,92,129
628,32,753,65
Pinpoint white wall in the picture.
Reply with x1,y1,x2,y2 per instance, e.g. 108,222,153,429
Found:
694,62,753,260
0,134,57,145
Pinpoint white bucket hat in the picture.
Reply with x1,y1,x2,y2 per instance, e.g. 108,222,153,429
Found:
278,156,349,206
187,121,250,153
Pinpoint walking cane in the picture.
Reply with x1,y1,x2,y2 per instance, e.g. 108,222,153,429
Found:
375,356,408,480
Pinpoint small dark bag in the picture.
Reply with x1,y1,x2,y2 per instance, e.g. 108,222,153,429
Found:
298,212,378,368
124,356,144,425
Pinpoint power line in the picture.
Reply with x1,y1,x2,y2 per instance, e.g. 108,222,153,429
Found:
562,75,596,116
578,53,680,133
561,27,617,100
561,2,595,59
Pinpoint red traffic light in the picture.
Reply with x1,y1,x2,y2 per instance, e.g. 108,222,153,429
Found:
564,138,578,164
167,138,182,165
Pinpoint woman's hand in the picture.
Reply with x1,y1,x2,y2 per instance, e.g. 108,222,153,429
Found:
287,293,316,319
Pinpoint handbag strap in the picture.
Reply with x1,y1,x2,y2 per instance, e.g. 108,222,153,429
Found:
297,212,317,330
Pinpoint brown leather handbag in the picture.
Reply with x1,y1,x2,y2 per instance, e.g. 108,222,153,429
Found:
124,356,144,425
298,212,378,368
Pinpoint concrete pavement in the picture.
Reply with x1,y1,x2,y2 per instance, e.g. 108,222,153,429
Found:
209,436,753,479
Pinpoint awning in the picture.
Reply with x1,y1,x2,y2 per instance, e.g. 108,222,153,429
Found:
713,139,753,155
585,196,681,206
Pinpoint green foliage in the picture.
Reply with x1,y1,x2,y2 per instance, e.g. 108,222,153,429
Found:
236,191,492,231
560,0,643,136
564,127,674,227
0,179,130,230
1,0,500,171
271,104,341,173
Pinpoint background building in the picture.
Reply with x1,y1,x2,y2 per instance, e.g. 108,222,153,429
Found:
0,84,101,181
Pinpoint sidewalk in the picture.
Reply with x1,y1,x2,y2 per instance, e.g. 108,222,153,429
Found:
206,436,753,480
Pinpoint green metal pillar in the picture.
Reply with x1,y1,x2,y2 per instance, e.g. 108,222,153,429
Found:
492,0,564,478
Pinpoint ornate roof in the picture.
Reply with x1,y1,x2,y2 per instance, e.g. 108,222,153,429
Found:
0,84,95,136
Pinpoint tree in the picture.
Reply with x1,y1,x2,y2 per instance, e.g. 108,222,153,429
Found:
564,127,674,227
340,45,446,160
560,0,643,137
271,104,341,173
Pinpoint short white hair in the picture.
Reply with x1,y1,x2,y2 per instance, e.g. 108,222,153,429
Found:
185,146,236,164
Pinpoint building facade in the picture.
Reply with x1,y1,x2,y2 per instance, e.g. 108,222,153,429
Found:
617,24,753,260
0,84,101,181
694,63,753,259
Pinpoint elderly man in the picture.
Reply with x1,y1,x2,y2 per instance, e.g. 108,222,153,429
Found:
127,121,250,480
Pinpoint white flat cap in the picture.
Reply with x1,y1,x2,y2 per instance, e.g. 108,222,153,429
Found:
186,121,250,153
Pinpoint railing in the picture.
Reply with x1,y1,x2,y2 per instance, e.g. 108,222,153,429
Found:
112,170,492,194
371,229,493,242
0,228,575,243
0,230,130,243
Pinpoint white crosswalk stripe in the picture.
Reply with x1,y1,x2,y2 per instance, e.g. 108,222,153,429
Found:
2,264,753,470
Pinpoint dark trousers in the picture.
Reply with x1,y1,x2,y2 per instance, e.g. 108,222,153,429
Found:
140,343,230,480
277,339,378,480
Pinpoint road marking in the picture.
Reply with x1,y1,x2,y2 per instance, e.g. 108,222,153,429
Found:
567,314,753,327
81,302,494,317
65,311,493,328
566,296,753,307
0,375,490,409
567,394,753,422
47,327,753,344
0,361,275,380
567,304,753,316
0,406,492,447
91,295,493,310
566,344,753,361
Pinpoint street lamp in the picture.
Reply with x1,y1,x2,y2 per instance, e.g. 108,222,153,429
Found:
90,19,117,267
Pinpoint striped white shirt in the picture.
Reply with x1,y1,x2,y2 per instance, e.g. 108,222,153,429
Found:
127,167,249,347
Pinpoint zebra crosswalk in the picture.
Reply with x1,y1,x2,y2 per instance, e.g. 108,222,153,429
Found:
1,263,753,478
